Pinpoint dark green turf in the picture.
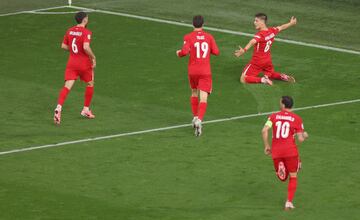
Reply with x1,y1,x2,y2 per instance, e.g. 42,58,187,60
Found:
0,4,359,220
76,0,360,51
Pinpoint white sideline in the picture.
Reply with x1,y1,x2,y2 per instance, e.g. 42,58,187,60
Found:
0,98,359,156
0,5,68,17
1,5,359,55
68,5,360,55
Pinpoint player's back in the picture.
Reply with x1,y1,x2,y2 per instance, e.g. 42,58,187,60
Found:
63,26,92,68
269,110,303,158
184,30,219,72
251,27,279,66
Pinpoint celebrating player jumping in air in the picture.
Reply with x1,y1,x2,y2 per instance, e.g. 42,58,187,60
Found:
262,96,309,210
176,15,220,136
54,12,96,125
235,13,297,85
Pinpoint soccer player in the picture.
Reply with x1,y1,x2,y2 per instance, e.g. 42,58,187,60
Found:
176,15,220,136
234,13,297,85
262,96,309,210
54,11,96,125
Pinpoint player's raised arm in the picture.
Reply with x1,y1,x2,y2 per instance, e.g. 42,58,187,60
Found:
276,16,297,32
234,38,257,57
262,121,272,155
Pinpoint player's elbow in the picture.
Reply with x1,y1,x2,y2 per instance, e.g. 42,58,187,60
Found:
61,43,68,50
83,44,90,51
261,128,268,135
298,137,305,143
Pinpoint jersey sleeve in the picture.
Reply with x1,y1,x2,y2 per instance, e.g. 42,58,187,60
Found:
83,30,92,44
271,27,280,35
264,115,274,128
62,31,69,45
253,32,262,42
294,117,304,133
210,35,220,55
178,35,191,57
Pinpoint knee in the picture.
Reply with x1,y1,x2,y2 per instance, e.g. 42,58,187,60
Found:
87,81,94,87
64,80,75,90
240,75,246,84
289,172,297,178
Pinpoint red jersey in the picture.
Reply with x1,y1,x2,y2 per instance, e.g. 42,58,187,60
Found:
62,26,92,69
266,110,304,158
178,30,219,75
251,27,279,66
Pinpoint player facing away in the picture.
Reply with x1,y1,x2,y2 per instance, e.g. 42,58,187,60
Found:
176,15,220,136
54,12,96,125
234,13,297,85
262,96,309,210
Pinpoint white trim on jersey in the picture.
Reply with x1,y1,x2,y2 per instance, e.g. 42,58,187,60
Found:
242,64,252,76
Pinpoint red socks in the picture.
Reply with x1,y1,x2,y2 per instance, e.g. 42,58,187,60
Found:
287,177,297,202
190,96,199,117
244,76,262,83
198,102,207,121
57,87,70,106
84,86,94,107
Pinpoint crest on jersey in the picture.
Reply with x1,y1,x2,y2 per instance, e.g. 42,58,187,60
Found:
88,34,91,40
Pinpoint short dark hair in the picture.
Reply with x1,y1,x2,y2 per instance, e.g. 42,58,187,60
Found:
193,15,204,28
255,13,267,23
75,11,87,24
281,96,294,109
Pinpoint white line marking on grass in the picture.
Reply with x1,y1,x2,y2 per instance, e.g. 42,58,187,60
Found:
1,98,359,156
1,5,359,55
68,5,360,55
0,6,68,17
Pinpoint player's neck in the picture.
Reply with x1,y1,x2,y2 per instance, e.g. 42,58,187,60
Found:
282,108,292,112
77,23,86,28
259,25,268,31
193,28,203,32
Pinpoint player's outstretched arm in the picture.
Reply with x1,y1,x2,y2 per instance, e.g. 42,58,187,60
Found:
276,16,297,32
234,39,257,57
61,43,69,51
262,125,272,155
84,42,96,68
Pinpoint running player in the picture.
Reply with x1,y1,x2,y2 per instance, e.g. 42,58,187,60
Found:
54,11,96,124
235,13,297,85
262,96,309,210
176,15,220,136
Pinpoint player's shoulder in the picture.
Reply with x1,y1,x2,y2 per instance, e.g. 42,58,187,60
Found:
254,30,264,39
269,27,280,34
84,27,92,34
268,111,280,120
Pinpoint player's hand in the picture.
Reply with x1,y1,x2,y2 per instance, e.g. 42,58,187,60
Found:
303,131,309,139
234,46,245,57
290,16,297,25
264,146,271,156
91,58,96,68
176,50,182,57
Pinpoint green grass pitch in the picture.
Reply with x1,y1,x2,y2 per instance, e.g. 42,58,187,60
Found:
0,1,359,219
